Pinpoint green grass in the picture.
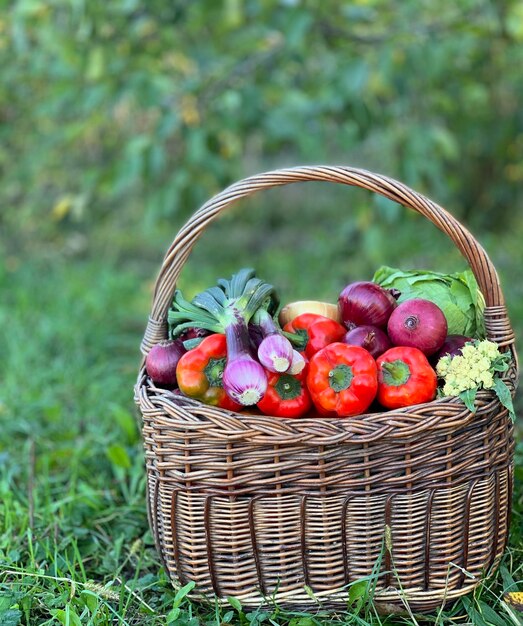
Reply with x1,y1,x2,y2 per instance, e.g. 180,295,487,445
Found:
1,194,522,625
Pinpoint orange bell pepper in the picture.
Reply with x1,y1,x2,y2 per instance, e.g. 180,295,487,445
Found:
176,334,242,411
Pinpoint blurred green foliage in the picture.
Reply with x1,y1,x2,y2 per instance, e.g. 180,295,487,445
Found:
2,0,523,245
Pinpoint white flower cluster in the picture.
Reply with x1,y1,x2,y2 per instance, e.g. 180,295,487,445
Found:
436,340,500,397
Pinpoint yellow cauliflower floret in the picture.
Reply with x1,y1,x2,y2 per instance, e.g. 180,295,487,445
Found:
478,340,500,359
436,356,450,376
461,345,477,359
480,371,494,389
443,382,459,396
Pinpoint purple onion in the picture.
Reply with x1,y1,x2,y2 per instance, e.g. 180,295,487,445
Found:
343,325,391,359
257,334,294,373
288,350,306,375
248,323,264,351
179,326,210,341
223,356,268,406
387,299,448,356
145,340,186,385
338,281,399,329
435,335,472,360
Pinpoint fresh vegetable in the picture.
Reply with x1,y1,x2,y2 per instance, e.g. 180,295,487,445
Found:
222,321,268,405
257,370,312,418
387,299,447,356
376,347,437,409
288,350,306,375
436,340,514,419
283,313,346,358
176,334,242,411
342,325,391,358
168,269,276,405
279,300,341,326
179,327,210,341
252,308,294,373
338,281,399,329
435,335,472,360
307,343,378,417
373,266,485,337
145,340,186,385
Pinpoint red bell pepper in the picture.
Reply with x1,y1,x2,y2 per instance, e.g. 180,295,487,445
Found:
376,347,437,409
257,368,311,418
176,334,242,411
307,343,378,417
283,313,346,359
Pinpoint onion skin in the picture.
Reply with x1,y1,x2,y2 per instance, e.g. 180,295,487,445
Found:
435,335,472,361
338,282,399,329
342,325,391,359
145,340,186,385
288,350,306,375
179,327,211,341
387,299,448,356
223,356,268,406
258,334,293,373
279,301,341,326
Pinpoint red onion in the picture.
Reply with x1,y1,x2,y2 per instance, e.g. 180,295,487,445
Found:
180,327,210,341
288,350,306,375
223,357,268,406
145,340,186,385
338,281,399,329
342,325,391,359
258,334,294,373
435,335,472,360
223,323,268,406
387,299,448,356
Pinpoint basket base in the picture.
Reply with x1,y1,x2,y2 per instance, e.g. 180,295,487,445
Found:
183,580,481,615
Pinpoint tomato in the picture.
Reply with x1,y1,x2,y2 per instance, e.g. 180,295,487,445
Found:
176,334,242,411
307,343,378,417
376,347,437,409
283,313,346,359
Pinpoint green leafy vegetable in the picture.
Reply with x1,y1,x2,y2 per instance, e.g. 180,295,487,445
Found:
373,266,485,337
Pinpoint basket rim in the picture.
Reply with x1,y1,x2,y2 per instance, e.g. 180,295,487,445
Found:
136,365,516,445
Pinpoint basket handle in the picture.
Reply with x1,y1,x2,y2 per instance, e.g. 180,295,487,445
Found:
141,166,516,356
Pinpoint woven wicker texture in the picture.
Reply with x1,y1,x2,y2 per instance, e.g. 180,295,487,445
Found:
135,166,517,612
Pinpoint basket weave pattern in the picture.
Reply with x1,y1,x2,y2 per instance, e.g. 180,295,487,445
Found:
135,167,517,612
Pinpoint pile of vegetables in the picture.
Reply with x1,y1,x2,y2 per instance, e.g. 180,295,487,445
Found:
144,267,514,420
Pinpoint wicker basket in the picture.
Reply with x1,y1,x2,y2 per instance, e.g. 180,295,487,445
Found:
135,166,517,613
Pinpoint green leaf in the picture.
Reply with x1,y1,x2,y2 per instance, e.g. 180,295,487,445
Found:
50,608,82,626
477,601,512,626
500,565,516,591
110,404,139,445
172,581,195,608
80,591,98,614
106,444,131,469
0,610,22,626
494,378,515,421
348,579,368,604
462,597,490,626
0,598,14,614
0,609,22,626
288,619,316,626
166,607,180,624
227,596,242,613
492,360,510,372
459,388,477,413
85,46,105,81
